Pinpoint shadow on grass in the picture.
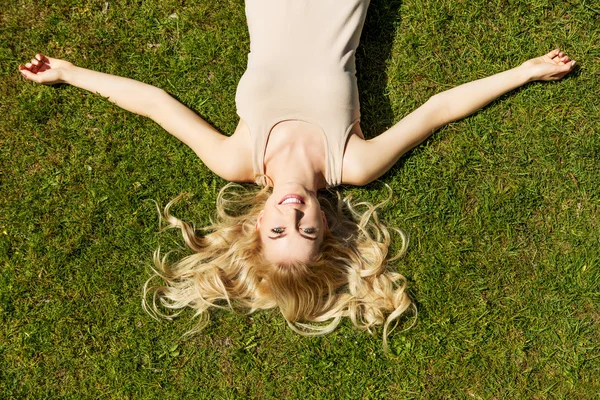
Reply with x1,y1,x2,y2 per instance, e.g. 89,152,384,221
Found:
356,1,416,186
357,0,403,139
357,1,432,336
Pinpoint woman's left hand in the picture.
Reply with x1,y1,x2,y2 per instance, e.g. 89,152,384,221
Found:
522,49,576,82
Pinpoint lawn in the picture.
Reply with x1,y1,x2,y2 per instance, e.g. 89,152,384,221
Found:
1,0,599,398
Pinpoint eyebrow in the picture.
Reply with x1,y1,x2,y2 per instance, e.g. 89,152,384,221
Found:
268,233,318,241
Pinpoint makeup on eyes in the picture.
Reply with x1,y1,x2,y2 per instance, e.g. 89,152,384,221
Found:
268,227,318,239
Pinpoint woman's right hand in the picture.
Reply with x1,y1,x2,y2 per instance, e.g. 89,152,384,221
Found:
19,54,73,85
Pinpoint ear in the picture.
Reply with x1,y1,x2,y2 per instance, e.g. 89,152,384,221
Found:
321,211,329,230
255,210,264,231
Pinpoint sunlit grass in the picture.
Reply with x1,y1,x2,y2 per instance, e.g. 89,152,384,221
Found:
1,0,598,398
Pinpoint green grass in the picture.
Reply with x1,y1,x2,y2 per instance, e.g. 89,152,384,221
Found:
1,0,599,398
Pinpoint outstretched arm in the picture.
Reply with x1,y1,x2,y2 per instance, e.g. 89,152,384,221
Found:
342,49,576,185
19,54,253,181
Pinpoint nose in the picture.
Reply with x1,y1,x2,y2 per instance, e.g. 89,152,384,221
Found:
282,207,304,222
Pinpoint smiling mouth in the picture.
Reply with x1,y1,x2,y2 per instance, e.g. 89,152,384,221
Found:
278,194,305,205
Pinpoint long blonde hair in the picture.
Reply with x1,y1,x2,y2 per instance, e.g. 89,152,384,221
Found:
143,183,414,351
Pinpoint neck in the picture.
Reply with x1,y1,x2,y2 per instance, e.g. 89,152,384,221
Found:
262,121,327,190
265,147,324,191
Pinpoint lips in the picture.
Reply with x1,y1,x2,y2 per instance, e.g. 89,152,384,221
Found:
278,194,305,205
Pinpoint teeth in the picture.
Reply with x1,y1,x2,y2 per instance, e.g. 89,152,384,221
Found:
281,198,302,205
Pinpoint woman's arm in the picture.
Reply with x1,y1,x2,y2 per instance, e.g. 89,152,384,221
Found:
19,54,253,182
342,49,576,185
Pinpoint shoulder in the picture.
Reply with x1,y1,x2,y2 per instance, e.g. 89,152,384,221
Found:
216,120,255,182
341,129,372,186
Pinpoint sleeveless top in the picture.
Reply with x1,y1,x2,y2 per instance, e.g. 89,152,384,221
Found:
235,0,369,187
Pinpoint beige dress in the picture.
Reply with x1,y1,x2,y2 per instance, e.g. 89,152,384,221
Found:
235,0,370,187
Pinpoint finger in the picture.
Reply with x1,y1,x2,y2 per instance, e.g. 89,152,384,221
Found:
19,67,42,82
34,54,49,66
30,58,41,72
560,61,573,70
37,54,50,64
555,55,570,65
554,62,575,78
24,62,40,73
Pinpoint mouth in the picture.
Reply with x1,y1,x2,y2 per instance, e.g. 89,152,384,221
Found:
278,194,305,205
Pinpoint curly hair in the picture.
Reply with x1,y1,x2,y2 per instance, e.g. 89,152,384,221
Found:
143,183,414,351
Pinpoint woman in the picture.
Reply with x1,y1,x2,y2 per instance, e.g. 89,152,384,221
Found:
19,0,575,348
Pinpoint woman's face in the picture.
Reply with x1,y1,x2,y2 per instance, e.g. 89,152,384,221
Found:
257,183,328,264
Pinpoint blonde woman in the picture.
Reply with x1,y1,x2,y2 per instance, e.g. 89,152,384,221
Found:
19,0,575,348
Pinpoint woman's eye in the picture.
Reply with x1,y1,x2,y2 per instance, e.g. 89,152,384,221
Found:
302,228,316,234
271,227,284,234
